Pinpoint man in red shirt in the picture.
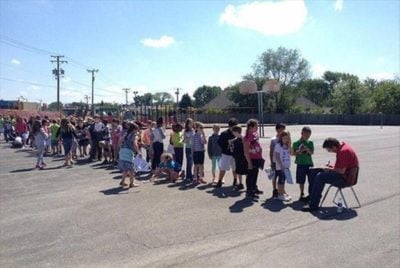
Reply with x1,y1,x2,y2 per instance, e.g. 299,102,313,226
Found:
302,137,359,212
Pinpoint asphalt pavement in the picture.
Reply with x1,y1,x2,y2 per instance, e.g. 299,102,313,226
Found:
0,125,399,268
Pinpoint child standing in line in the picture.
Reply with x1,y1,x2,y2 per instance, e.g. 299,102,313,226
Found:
50,119,61,155
183,118,194,181
191,122,207,184
230,126,245,190
31,120,48,169
292,126,314,202
273,130,293,202
207,124,222,184
141,120,154,163
269,123,286,198
170,123,184,169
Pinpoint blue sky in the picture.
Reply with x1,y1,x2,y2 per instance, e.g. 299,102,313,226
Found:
0,0,399,104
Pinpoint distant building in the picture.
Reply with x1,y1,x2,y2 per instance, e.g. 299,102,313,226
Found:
203,90,237,110
294,96,320,110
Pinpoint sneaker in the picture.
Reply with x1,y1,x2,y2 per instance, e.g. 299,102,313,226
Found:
215,180,222,188
236,183,244,190
299,194,310,202
232,178,238,186
277,194,291,201
272,189,278,198
246,192,257,199
284,193,292,201
255,188,264,195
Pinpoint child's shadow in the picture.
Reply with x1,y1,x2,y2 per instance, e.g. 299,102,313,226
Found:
206,186,242,199
261,198,288,212
100,186,138,195
229,197,257,213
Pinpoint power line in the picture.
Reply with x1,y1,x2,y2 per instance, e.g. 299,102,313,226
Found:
0,35,56,55
0,76,55,88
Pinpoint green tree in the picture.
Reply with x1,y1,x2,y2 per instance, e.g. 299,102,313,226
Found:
373,81,400,114
153,92,173,104
251,47,311,112
179,93,193,108
193,85,222,107
48,101,63,111
323,71,359,91
364,77,378,92
332,80,364,114
134,93,152,106
298,79,330,106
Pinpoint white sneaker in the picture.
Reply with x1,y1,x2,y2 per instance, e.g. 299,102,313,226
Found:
278,194,291,201
284,194,292,201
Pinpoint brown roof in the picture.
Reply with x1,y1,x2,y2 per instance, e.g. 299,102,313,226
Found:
203,90,237,109
295,96,320,109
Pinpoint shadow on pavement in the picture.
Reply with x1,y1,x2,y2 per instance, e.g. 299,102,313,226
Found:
100,186,132,195
206,186,242,199
309,207,358,221
288,200,307,211
261,198,289,212
229,197,258,213
10,167,36,173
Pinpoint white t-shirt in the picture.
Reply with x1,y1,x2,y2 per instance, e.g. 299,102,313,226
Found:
273,143,291,170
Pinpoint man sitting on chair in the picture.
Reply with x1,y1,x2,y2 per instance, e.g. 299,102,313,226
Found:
302,137,359,212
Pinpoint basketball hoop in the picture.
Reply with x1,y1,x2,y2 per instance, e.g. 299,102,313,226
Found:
239,80,257,95
262,80,280,93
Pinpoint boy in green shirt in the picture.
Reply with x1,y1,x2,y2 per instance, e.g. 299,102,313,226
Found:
292,126,314,202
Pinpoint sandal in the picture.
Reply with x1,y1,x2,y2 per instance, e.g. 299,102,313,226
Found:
129,183,139,188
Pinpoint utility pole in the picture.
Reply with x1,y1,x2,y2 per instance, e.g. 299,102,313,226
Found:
175,88,181,106
122,88,130,107
84,95,90,107
51,55,67,114
87,69,99,116
132,91,138,106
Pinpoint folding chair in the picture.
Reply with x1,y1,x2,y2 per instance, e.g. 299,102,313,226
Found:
320,167,361,209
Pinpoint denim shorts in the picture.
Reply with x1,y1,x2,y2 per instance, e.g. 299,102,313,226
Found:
276,170,286,185
193,151,205,165
296,165,312,184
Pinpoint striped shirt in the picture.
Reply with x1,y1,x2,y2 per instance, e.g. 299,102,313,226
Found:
191,132,206,152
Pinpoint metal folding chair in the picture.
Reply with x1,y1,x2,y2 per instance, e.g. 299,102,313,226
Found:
320,167,361,209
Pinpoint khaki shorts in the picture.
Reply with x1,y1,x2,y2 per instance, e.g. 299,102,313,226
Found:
219,153,236,171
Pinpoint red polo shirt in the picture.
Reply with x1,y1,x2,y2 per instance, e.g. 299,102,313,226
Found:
334,142,359,185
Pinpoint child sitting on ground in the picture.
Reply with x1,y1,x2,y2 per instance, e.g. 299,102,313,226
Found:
153,152,184,182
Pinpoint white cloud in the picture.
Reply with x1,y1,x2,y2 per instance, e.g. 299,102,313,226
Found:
368,72,395,81
11,59,21,65
334,0,343,12
219,0,307,36
141,35,176,48
311,63,327,78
